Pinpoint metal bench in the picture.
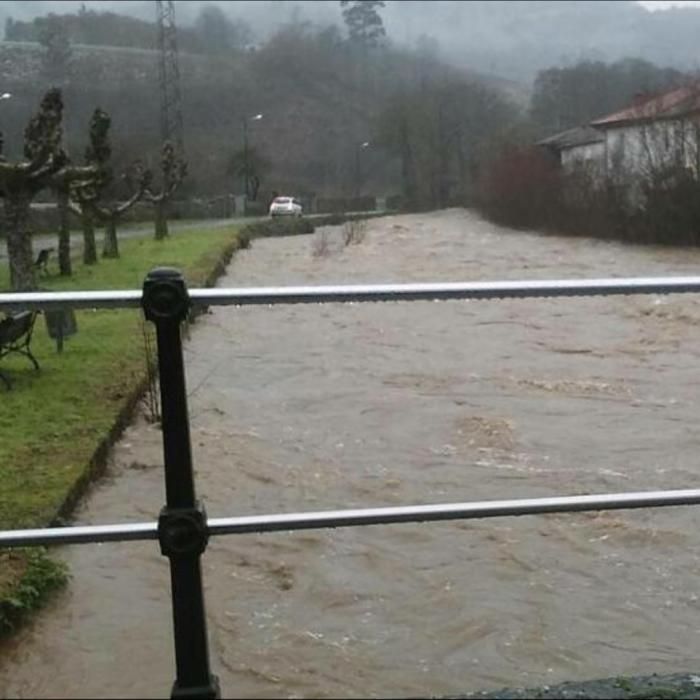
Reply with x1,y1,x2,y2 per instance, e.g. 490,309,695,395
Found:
0,311,40,389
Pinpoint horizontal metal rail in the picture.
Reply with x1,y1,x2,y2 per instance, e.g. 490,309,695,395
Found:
3,276,700,312
2,488,700,548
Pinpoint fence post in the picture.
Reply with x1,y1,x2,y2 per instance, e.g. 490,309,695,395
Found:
142,267,220,700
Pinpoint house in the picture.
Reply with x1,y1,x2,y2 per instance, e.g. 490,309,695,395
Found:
590,84,700,183
537,83,700,201
537,125,605,179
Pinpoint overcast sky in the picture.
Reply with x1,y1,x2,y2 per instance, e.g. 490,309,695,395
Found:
640,1,700,8
640,0,700,8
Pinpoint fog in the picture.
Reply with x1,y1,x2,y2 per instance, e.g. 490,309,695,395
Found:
5,1,700,82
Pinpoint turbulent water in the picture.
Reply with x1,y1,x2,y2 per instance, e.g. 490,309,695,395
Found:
3,209,700,698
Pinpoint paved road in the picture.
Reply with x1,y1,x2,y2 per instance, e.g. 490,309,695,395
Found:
0,212,372,262
0,217,245,262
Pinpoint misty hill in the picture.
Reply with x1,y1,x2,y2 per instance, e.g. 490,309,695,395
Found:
388,0,700,82
3,1,700,82
0,15,520,204
0,2,694,212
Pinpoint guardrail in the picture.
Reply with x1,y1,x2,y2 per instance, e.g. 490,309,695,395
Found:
2,269,699,699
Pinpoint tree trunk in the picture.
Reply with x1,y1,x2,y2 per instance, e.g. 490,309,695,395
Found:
57,190,72,276
82,210,97,265
5,194,36,291
399,120,417,205
438,150,450,208
154,199,169,240
102,215,119,258
250,175,260,202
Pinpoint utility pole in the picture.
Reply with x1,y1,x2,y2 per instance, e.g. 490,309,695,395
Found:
355,141,370,198
155,0,184,156
241,113,262,201
242,118,249,200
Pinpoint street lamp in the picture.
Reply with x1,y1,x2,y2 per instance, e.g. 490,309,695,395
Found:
355,141,370,198
242,113,263,200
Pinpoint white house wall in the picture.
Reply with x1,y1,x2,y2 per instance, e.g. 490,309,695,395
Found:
561,142,605,169
557,118,700,207
561,142,606,182
605,119,700,181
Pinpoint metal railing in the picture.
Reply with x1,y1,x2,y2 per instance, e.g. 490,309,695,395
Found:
2,269,700,698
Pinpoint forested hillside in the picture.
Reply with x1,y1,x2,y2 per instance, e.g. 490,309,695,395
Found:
0,5,523,208
0,2,694,210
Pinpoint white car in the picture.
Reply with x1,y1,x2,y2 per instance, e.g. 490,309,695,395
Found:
269,196,303,217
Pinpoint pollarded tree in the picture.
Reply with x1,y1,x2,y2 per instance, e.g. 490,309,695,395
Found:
70,110,151,260
66,108,112,265
143,141,187,240
0,89,68,291
49,109,110,275
72,160,151,260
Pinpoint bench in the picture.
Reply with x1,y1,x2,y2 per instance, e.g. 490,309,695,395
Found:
0,311,40,389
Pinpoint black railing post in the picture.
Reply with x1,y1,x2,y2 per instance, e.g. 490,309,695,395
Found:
142,267,220,700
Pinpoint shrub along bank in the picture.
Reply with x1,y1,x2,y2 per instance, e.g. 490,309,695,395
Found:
238,211,390,246
476,145,700,247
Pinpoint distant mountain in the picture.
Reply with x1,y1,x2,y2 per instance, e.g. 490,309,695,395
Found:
379,0,700,81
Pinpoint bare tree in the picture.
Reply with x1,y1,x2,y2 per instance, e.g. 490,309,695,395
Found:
226,146,269,202
376,79,518,209
70,111,150,260
48,109,109,275
143,141,187,240
66,108,111,265
72,162,150,259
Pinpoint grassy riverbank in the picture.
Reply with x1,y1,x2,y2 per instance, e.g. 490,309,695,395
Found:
0,224,244,633
0,212,387,635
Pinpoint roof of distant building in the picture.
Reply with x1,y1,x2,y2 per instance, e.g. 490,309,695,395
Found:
591,83,700,128
537,125,605,151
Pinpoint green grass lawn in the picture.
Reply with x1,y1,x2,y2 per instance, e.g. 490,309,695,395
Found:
0,225,242,630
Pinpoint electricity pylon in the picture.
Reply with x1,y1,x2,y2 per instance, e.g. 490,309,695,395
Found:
155,0,184,156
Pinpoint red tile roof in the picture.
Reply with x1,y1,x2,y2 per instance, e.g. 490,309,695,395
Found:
591,83,700,128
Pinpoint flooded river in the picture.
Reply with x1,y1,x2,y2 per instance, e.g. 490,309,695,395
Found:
3,208,700,698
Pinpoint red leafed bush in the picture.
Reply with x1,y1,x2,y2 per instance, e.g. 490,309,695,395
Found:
477,146,562,229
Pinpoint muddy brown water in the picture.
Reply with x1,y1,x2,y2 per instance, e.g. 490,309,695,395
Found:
3,209,700,698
